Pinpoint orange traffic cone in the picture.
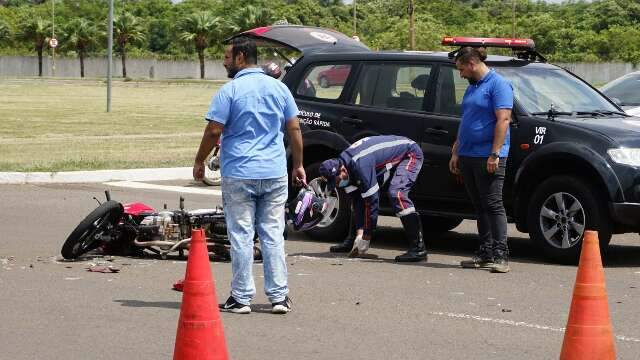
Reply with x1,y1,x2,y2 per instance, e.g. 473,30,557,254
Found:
559,230,616,360
173,228,229,360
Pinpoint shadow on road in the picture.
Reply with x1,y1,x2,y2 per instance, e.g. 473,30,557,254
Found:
290,225,640,268
114,299,180,309
602,244,640,268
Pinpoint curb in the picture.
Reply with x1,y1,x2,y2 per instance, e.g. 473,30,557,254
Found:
0,167,194,184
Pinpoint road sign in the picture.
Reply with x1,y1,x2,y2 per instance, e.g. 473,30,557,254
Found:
49,38,58,48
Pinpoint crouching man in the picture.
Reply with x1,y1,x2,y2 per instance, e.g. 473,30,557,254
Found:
319,135,427,262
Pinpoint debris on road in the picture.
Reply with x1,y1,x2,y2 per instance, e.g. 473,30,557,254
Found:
86,265,120,273
173,279,184,292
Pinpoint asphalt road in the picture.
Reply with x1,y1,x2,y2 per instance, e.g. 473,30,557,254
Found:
1,182,639,360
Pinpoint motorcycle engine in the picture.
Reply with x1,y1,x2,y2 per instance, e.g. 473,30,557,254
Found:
138,211,180,242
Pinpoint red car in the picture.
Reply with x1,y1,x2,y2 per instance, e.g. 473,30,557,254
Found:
317,64,351,88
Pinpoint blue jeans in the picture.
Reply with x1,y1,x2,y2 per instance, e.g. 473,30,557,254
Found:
221,176,289,305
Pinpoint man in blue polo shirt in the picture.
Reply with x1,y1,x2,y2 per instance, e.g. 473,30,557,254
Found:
448,46,513,273
193,37,306,314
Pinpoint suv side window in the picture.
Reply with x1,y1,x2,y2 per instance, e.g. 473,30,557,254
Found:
349,63,432,112
434,65,466,116
296,64,353,100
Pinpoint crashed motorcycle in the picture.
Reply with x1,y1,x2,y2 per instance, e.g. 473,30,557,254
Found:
60,190,261,261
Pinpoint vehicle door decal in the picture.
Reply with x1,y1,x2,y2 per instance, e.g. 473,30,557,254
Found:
534,126,547,144
298,109,329,127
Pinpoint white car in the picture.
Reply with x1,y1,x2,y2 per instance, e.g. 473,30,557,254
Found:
601,71,640,115
627,106,640,116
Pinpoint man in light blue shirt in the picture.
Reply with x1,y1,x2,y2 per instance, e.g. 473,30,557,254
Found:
193,36,305,314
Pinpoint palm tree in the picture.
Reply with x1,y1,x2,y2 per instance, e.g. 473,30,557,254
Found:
63,18,100,78
20,18,51,77
231,5,274,32
113,12,145,78
179,12,227,79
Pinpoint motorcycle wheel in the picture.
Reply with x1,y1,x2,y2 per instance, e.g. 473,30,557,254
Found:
61,201,124,260
202,148,221,186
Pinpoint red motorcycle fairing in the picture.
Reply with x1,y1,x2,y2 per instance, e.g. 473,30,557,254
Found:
123,202,156,216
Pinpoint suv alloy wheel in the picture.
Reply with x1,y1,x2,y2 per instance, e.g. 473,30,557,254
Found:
527,176,612,262
302,161,351,240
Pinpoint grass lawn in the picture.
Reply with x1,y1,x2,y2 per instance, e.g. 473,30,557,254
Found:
0,78,225,172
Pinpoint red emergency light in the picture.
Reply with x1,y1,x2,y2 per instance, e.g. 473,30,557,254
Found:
442,36,545,62
442,37,535,51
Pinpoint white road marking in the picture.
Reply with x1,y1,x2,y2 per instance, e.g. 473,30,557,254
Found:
104,181,222,196
429,311,640,343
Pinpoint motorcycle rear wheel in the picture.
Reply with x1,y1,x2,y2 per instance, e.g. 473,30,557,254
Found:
61,201,124,260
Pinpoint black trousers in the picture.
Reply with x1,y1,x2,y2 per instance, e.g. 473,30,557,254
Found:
459,156,509,260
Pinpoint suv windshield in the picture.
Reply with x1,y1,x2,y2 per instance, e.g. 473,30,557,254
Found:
495,67,618,115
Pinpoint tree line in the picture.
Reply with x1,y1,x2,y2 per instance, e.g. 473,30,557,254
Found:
1,0,639,78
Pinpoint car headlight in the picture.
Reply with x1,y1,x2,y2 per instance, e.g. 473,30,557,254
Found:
608,148,640,167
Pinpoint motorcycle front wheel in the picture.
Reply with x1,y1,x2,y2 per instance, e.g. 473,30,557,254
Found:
61,201,124,260
202,148,221,186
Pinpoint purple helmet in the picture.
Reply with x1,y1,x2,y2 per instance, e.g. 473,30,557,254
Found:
287,187,327,231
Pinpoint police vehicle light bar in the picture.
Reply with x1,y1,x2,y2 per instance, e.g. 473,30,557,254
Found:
442,36,546,62
442,37,535,50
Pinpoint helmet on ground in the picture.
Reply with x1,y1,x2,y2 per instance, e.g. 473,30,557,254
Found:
262,62,282,79
287,187,327,231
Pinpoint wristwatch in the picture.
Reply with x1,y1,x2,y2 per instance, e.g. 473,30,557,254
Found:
489,152,500,159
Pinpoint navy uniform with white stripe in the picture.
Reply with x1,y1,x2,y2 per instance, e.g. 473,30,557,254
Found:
319,135,427,262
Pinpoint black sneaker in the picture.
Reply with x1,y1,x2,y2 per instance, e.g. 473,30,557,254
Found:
490,258,510,273
460,256,494,269
219,296,251,314
271,296,292,314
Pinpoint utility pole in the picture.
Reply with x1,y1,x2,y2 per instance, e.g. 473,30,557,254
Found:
107,0,113,112
512,0,517,38
408,0,415,50
353,0,357,36
51,0,55,76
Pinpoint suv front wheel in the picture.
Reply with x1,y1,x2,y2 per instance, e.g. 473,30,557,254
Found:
303,161,350,241
527,176,612,262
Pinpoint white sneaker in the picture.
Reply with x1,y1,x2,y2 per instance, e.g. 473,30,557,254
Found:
348,238,370,258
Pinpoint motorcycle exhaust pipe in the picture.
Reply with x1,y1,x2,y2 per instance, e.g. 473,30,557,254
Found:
133,238,190,247
133,238,220,249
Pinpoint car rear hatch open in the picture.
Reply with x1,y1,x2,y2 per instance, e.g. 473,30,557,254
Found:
225,25,370,64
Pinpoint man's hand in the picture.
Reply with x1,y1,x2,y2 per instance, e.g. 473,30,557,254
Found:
292,165,306,186
486,156,499,174
449,154,460,175
193,161,205,181
194,121,223,182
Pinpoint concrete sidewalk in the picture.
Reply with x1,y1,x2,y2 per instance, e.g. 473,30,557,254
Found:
0,167,193,184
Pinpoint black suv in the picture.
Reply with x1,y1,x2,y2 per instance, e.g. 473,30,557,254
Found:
231,26,640,261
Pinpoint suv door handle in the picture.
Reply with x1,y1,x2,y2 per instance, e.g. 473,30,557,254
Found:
425,127,449,135
342,117,363,125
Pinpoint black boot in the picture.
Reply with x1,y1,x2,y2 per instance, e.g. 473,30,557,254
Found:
330,207,356,253
395,213,427,262
329,237,355,253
